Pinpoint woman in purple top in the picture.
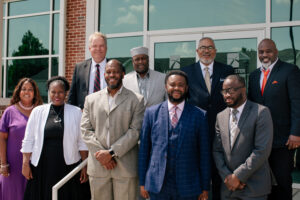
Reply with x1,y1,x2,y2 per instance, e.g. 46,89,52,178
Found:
0,78,43,200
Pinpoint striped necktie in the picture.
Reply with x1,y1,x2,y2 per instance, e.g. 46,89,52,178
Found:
171,106,178,128
94,64,101,92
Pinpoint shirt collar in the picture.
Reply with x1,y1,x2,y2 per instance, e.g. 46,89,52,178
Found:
92,58,107,67
136,70,150,79
230,100,247,116
260,58,278,73
105,85,123,96
167,100,185,112
199,61,214,74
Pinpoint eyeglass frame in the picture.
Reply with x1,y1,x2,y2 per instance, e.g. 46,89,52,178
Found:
220,86,245,95
197,46,215,51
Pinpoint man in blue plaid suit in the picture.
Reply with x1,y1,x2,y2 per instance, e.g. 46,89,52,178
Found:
138,70,211,200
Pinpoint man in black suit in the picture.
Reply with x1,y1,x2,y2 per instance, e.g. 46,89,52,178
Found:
68,32,108,109
181,37,234,200
248,38,300,200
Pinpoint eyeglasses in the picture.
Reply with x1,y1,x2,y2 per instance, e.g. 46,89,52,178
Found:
198,46,215,51
220,86,244,95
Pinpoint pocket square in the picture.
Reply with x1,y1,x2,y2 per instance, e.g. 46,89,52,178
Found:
220,78,225,82
272,80,278,84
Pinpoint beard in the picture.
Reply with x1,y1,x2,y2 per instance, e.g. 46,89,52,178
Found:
106,78,122,89
168,92,187,104
226,92,244,108
261,61,271,69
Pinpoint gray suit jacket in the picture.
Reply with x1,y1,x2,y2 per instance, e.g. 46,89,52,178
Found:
213,100,273,198
81,86,145,178
123,69,166,107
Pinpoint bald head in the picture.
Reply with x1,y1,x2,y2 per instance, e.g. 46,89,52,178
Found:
258,39,278,68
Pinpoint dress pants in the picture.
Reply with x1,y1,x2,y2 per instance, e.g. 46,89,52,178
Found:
212,156,222,200
89,176,138,200
268,148,295,200
222,195,267,200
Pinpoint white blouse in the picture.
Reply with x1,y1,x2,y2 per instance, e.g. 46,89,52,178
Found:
21,103,88,166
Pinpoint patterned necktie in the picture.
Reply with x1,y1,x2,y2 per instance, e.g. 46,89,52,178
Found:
204,66,211,94
261,68,270,95
230,109,239,148
94,64,101,92
171,106,178,128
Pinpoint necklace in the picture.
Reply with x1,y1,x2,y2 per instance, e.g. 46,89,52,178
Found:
18,101,34,110
51,105,64,123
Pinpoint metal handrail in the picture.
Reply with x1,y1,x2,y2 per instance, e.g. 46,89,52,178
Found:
52,159,88,200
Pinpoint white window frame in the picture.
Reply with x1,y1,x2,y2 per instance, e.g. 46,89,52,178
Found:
0,0,66,98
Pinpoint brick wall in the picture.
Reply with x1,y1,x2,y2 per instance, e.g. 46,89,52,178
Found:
65,0,87,83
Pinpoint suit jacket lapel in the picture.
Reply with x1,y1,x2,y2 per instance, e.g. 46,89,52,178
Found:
220,108,231,154
109,87,128,113
211,63,221,95
195,62,208,93
160,101,169,146
176,103,189,157
231,101,251,150
85,59,92,92
147,70,155,101
263,60,281,96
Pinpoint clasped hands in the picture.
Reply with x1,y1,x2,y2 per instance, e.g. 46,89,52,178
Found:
224,174,246,191
94,150,117,170
286,135,300,150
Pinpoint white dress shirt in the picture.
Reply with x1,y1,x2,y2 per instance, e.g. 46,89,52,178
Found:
167,100,185,122
259,58,278,89
21,104,88,166
200,61,214,83
88,58,107,94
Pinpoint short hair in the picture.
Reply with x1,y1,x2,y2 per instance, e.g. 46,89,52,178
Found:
10,78,43,106
89,32,107,46
198,37,216,48
46,76,70,92
106,59,126,73
225,74,246,87
165,70,188,85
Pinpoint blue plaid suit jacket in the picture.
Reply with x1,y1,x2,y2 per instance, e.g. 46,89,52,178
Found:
138,101,211,197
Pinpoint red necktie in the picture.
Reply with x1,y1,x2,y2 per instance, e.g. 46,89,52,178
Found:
93,64,101,92
261,68,270,95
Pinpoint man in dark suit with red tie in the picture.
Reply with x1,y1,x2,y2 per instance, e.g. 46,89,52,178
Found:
181,37,234,200
248,38,300,200
68,32,109,109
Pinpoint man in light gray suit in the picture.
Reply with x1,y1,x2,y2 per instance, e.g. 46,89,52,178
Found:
123,46,166,107
81,59,145,200
213,75,273,200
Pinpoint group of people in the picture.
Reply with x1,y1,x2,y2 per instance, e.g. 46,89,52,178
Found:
0,31,299,200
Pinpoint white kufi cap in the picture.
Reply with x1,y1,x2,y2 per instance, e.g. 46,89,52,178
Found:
130,46,148,57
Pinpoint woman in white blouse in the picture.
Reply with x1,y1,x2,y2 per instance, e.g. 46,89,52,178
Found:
21,76,89,200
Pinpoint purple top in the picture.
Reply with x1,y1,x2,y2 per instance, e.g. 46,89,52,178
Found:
0,105,27,200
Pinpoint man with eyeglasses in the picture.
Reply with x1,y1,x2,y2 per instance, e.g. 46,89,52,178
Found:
248,39,300,200
214,74,273,200
181,37,234,200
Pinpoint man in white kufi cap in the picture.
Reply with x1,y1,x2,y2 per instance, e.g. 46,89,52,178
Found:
123,46,166,107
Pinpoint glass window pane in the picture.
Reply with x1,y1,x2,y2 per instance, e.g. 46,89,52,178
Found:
3,3,6,16
8,0,50,16
8,15,50,57
107,36,143,73
51,57,59,76
7,58,49,101
271,0,300,22
149,0,265,30
52,14,59,54
214,38,257,86
99,0,143,34
2,20,5,57
54,0,60,10
271,26,300,67
155,41,196,73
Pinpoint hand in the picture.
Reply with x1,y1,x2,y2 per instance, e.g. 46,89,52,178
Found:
286,135,300,150
224,174,241,191
22,163,33,180
238,182,246,190
0,164,10,177
80,166,88,183
94,150,112,165
198,190,208,200
103,158,117,170
140,186,149,199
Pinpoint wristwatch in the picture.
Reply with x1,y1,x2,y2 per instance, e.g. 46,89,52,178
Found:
109,149,116,158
